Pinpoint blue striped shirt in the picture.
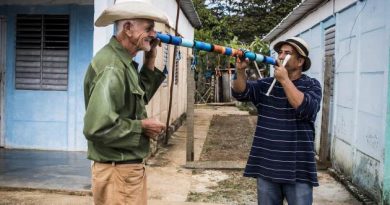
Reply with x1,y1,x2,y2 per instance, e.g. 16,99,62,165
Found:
232,74,322,186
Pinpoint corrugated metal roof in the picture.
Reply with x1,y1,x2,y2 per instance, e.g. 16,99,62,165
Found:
262,0,324,42
180,0,202,28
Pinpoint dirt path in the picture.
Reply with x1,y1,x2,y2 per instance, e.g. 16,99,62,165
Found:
0,106,362,205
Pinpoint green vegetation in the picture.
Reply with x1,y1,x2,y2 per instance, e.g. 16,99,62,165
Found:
192,0,300,75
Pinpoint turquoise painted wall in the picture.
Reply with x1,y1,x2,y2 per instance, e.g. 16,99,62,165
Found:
0,4,93,151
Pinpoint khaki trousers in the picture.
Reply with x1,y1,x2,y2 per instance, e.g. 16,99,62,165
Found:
92,162,147,205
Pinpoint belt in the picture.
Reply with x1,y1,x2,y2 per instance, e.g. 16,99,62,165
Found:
97,159,143,165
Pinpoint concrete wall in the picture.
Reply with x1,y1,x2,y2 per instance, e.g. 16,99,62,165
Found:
0,4,94,151
269,0,389,202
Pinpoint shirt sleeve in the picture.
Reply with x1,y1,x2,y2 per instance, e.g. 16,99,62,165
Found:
295,78,322,122
83,67,143,150
139,65,166,104
231,80,262,103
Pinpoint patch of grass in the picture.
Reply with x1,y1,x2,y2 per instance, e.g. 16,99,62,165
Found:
187,170,257,205
235,102,257,115
199,115,256,161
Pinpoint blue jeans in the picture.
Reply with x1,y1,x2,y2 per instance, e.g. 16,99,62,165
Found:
257,177,313,205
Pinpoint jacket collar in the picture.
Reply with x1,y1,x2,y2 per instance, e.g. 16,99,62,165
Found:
108,36,136,69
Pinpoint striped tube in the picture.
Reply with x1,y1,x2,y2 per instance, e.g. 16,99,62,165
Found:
181,39,194,48
156,33,277,65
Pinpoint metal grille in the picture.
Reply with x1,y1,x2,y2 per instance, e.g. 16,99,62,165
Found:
324,26,335,97
15,14,69,91
324,26,335,56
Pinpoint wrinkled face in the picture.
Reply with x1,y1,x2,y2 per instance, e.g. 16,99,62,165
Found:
127,19,156,52
277,44,304,71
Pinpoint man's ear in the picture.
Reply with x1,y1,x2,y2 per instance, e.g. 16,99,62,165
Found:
298,57,305,67
123,21,133,37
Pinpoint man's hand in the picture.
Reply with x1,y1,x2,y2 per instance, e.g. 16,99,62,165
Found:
144,38,160,70
274,59,289,84
235,57,249,71
141,118,166,140
231,57,249,93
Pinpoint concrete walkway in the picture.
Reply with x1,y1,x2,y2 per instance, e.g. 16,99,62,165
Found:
0,106,361,205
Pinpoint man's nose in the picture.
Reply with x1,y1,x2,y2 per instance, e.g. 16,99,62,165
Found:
278,53,286,60
150,30,157,37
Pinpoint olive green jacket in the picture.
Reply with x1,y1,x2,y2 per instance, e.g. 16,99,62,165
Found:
83,37,165,162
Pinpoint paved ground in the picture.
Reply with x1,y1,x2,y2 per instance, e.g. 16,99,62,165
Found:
0,106,362,205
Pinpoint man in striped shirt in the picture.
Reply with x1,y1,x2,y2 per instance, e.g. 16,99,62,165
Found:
232,37,322,205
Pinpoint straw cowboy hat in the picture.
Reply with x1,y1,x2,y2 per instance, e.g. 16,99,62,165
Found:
273,37,311,72
95,0,169,27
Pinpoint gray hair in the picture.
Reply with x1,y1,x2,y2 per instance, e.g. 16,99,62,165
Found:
115,19,137,34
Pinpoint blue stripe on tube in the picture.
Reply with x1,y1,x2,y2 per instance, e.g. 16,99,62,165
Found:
156,33,170,44
225,47,232,56
171,36,182,45
263,56,277,65
194,41,213,52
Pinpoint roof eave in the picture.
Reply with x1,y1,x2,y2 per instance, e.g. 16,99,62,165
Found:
180,0,202,29
262,0,324,42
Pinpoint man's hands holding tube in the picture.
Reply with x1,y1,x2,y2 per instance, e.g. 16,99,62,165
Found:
231,57,249,93
144,38,161,71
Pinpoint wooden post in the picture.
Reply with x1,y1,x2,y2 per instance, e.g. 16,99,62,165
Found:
319,56,333,164
186,52,194,162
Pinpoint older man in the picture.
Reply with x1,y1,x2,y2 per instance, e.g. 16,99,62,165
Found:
232,37,322,205
83,1,168,204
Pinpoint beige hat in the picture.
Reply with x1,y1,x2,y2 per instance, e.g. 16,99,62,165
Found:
273,37,311,72
95,0,169,27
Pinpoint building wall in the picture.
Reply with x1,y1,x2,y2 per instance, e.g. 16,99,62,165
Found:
0,0,193,151
0,4,94,151
93,0,193,133
269,0,389,202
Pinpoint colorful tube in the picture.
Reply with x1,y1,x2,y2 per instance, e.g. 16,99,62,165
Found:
263,56,277,65
255,54,264,62
225,47,232,56
213,45,225,54
156,32,276,65
158,33,171,44
171,36,182,45
235,50,244,58
194,41,213,52
244,51,257,61
181,39,194,48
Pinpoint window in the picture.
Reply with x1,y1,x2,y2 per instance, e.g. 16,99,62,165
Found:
15,14,69,91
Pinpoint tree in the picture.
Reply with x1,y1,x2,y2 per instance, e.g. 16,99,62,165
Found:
192,0,301,83
204,0,301,43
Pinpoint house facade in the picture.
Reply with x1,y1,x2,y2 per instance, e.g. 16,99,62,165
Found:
0,0,200,151
263,0,390,203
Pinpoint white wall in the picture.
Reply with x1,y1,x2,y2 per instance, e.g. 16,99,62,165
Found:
93,0,114,55
270,0,356,48
157,0,195,40
0,0,93,5
93,0,193,128
269,0,389,201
